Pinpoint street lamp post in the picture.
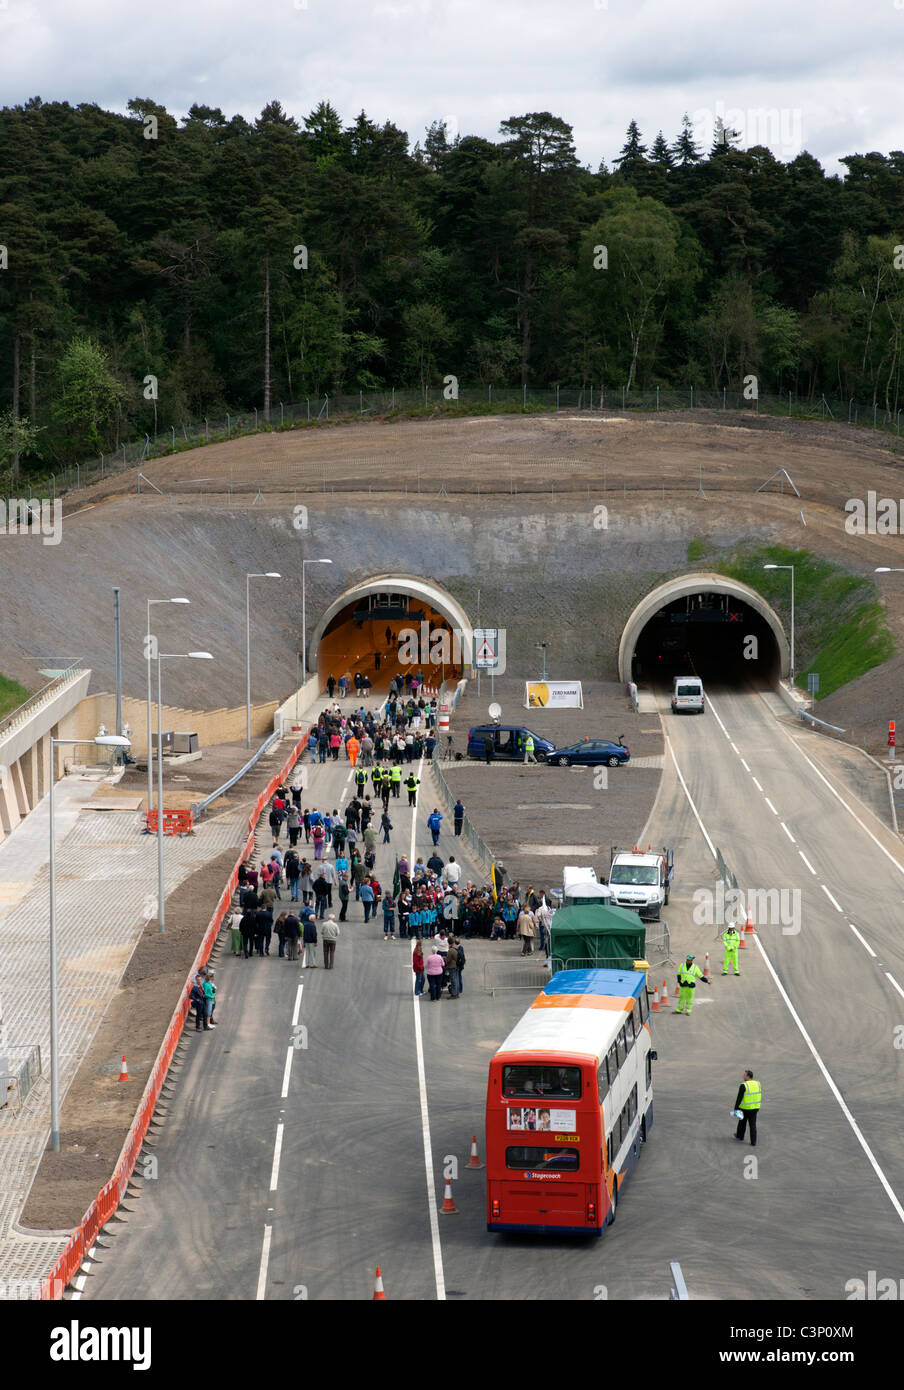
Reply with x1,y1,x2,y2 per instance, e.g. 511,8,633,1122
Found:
301,558,333,700
156,652,213,933
49,733,131,1151
246,573,281,747
146,597,190,821
764,564,795,685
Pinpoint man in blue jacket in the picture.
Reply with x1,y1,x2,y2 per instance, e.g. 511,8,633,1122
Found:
427,808,443,846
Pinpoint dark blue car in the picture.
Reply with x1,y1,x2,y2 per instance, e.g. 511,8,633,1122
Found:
546,738,630,768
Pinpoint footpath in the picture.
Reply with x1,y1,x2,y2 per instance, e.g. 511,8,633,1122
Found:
0,750,281,1296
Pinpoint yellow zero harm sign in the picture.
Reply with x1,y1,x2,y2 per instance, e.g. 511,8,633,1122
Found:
555,1133,580,1143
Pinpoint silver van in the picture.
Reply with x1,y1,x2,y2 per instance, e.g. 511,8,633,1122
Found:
672,675,704,714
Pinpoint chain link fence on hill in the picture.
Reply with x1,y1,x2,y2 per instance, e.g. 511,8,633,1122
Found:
27,383,904,502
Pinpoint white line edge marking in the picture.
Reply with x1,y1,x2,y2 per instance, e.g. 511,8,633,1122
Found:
409,754,446,1301
669,733,904,1228
752,777,763,792
849,924,877,958
764,798,778,815
740,759,751,773
781,822,796,843
771,709,904,883
291,982,304,1026
799,850,816,875
70,1243,97,1299
885,972,904,1001
269,1122,284,1191
256,1224,272,1300
821,884,843,913
280,1046,294,1099
730,742,740,754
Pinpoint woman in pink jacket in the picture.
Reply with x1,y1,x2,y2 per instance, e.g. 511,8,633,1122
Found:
425,949,446,1002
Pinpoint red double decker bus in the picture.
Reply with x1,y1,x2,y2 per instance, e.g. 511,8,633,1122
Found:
486,969,655,1235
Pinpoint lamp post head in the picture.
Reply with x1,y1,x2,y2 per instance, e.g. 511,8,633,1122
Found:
95,735,132,748
187,651,214,660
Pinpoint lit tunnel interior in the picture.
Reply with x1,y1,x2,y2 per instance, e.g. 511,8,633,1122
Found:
631,591,783,686
315,590,464,691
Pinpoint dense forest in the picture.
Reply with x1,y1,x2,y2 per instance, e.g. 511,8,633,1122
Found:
2,96,904,479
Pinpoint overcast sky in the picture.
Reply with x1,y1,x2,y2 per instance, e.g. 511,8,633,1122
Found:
1,0,902,174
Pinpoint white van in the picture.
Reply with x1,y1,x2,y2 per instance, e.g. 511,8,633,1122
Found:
562,865,612,905
672,675,704,714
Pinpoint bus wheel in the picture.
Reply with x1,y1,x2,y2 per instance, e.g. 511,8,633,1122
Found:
609,1183,617,1225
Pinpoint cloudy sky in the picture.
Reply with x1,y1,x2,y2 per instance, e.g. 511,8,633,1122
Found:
1,0,902,173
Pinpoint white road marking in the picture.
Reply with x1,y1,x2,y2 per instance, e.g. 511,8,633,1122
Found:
291,982,304,1026
256,1225,272,1300
799,850,816,875
269,1122,284,1192
707,700,732,741
730,742,740,755
280,1046,294,1099
70,1244,97,1299
412,966,446,1301
764,798,778,815
669,734,904,1228
666,741,717,858
408,756,445,1301
781,822,796,844
752,777,763,792
885,972,904,1002
849,924,877,958
821,884,843,913
773,715,904,884
740,759,751,773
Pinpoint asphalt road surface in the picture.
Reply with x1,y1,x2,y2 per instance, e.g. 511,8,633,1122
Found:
80,694,904,1300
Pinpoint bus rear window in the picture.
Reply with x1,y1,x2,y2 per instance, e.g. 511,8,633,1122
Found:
506,1147,579,1172
502,1065,582,1099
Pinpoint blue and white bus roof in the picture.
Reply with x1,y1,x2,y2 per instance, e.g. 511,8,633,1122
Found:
494,969,648,1066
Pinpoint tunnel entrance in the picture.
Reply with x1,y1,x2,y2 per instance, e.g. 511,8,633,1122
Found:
309,576,473,692
619,574,788,687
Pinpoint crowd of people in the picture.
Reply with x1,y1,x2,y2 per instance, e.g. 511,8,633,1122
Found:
307,690,440,766
205,697,551,1012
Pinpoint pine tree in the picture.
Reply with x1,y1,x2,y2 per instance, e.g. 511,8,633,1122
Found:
649,131,675,169
711,116,742,156
614,120,647,172
672,113,702,166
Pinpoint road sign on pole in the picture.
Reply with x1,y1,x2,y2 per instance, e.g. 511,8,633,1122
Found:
807,672,819,695
474,627,498,669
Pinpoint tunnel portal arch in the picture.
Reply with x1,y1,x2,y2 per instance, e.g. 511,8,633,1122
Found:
308,574,473,677
618,573,790,683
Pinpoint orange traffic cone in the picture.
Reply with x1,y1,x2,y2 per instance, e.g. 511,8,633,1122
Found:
660,980,670,1009
703,953,711,981
651,984,661,1012
440,1177,458,1214
118,1055,129,1082
738,921,746,950
467,1135,485,1169
744,913,755,937
373,1267,387,1300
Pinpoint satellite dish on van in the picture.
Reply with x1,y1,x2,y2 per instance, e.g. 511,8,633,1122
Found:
488,702,502,723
